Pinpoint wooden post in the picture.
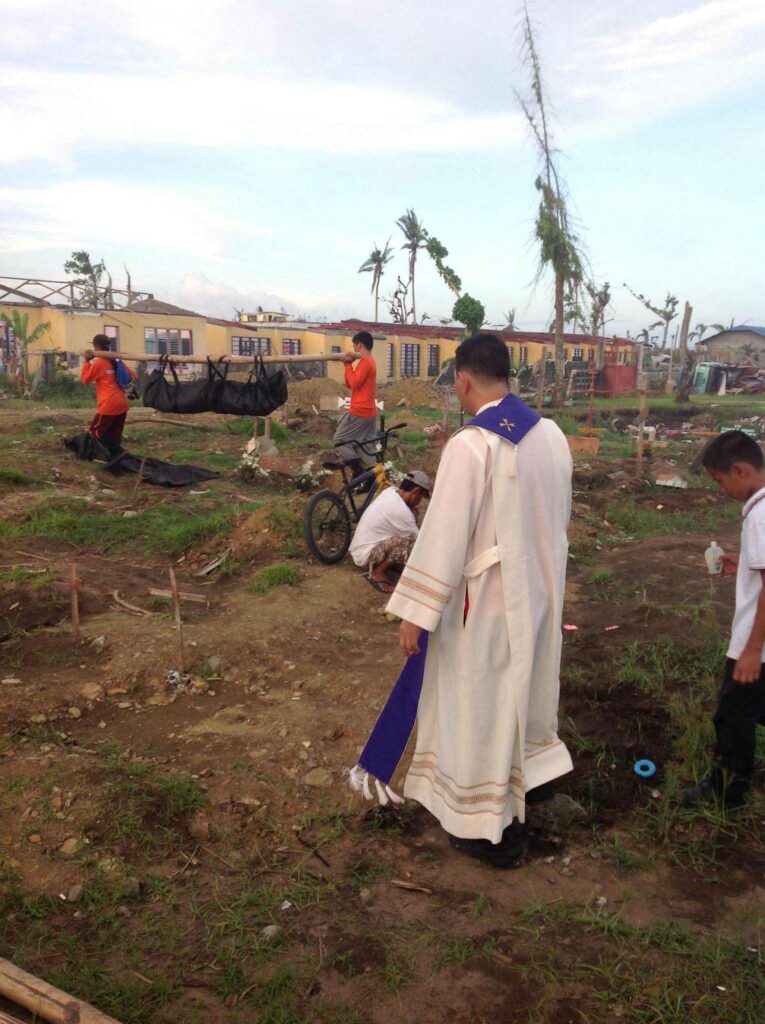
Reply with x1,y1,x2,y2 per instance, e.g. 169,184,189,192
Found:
636,341,646,477
69,563,80,640
536,348,546,411
0,956,123,1024
168,567,185,675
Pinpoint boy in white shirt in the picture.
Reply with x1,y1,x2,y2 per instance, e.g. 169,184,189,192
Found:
684,430,765,808
349,470,431,593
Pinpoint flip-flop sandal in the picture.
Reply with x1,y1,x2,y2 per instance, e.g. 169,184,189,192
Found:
364,574,394,594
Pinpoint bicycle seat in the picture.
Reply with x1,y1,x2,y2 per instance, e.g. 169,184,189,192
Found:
322,458,356,470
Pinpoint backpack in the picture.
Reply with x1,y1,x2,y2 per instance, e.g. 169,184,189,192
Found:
114,359,133,391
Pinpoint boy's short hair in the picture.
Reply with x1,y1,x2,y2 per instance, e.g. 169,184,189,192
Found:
92,333,111,351
701,430,764,472
353,330,374,351
455,332,510,382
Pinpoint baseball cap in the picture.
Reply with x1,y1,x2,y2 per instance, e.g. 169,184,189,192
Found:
404,469,432,496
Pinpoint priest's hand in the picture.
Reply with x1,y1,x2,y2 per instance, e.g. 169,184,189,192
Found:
399,620,422,657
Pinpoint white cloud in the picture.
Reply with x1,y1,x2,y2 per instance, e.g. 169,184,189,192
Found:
566,0,765,136
0,181,245,257
0,67,526,165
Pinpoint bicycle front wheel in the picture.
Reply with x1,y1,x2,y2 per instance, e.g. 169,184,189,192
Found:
303,490,352,564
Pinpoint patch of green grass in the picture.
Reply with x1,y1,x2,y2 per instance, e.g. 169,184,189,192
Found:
169,447,239,471
0,496,235,554
399,429,428,450
96,756,204,853
604,496,738,540
0,466,39,488
247,563,299,593
0,565,52,587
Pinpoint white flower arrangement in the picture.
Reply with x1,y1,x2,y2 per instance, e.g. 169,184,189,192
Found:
237,451,271,482
292,458,332,491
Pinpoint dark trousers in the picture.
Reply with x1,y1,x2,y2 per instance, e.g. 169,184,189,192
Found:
712,657,765,780
89,412,127,453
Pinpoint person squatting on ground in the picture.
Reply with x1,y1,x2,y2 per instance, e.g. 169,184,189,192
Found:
80,334,137,453
349,470,432,593
332,330,378,472
683,430,765,810
350,333,574,868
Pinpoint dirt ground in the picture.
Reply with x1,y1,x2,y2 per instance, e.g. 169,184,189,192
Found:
1,393,764,1024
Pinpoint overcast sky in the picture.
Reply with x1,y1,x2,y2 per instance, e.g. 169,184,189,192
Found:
1,0,764,336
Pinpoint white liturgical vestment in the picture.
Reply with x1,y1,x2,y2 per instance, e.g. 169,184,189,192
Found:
385,401,573,843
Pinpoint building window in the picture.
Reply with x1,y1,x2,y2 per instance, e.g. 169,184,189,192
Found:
401,343,420,377
387,343,395,378
104,325,119,351
282,338,301,355
144,328,193,355
519,345,528,365
427,344,440,377
573,347,583,361
232,336,270,356
331,345,342,353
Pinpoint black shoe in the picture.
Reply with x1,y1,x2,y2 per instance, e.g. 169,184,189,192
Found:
681,773,749,810
525,781,557,806
448,821,529,869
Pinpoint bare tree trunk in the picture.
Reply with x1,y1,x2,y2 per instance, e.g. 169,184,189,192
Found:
410,260,417,323
661,319,669,351
553,272,565,407
675,301,694,404
374,285,379,322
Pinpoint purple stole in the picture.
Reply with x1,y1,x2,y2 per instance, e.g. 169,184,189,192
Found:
355,393,541,784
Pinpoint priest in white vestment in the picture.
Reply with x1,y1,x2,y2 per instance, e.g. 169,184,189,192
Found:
387,333,573,866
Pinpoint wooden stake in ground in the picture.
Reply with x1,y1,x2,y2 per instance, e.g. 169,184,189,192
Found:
68,563,80,640
0,957,123,1024
635,341,647,477
168,566,185,675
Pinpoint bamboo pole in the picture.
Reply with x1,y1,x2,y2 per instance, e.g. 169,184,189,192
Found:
80,350,346,366
0,957,123,1024
168,567,185,675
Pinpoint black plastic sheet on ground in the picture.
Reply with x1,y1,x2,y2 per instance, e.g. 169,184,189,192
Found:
64,433,221,487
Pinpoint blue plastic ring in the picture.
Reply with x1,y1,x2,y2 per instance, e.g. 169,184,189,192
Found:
633,759,656,779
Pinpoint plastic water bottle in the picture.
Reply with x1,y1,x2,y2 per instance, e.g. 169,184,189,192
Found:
705,541,724,575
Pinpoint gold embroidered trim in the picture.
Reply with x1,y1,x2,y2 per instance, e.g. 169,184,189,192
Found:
526,740,563,761
391,592,442,614
409,759,525,804
398,576,451,605
405,564,459,590
408,767,524,809
411,753,522,790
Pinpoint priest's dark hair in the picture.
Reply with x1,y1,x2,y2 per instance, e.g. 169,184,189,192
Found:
701,430,764,472
455,332,510,382
92,333,111,351
353,330,374,351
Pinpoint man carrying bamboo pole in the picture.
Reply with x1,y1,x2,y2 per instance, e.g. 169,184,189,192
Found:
332,330,378,472
80,334,137,453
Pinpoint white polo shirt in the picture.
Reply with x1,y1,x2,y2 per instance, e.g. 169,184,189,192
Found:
349,487,418,567
728,486,765,659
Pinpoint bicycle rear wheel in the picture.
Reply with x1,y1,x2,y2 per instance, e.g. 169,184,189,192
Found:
303,490,352,564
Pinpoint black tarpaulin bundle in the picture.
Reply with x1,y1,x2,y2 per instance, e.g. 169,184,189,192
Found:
141,356,288,416
64,433,221,487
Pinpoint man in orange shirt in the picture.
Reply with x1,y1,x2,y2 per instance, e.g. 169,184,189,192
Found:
80,334,137,453
332,330,378,472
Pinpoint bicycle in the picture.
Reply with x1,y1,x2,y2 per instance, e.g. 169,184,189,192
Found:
303,422,407,564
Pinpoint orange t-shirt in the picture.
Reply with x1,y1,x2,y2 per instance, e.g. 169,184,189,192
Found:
81,357,130,416
345,356,377,418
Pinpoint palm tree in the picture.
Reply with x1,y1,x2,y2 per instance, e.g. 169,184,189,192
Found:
0,310,51,388
358,240,394,321
396,209,428,322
